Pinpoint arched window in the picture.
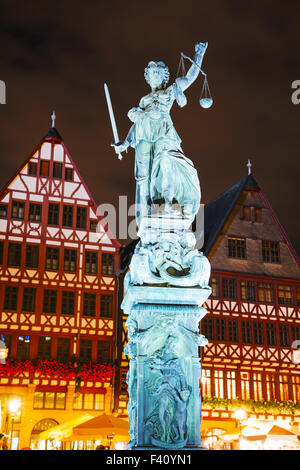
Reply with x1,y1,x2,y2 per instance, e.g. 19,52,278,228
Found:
30,419,59,450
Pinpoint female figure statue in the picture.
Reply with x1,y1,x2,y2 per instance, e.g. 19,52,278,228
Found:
112,42,208,227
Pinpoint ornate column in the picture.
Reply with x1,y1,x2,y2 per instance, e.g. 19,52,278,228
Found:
122,215,211,450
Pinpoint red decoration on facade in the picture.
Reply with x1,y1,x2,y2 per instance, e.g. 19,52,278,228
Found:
0,359,115,382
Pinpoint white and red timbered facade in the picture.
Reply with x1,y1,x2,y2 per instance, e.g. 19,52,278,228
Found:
0,125,121,449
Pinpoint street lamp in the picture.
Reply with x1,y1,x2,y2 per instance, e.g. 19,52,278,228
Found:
8,399,21,450
234,409,247,422
8,399,20,414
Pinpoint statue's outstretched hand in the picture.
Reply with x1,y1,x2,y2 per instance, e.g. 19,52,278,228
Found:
195,42,208,55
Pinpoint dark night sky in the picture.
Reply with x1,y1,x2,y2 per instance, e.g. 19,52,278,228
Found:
0,0,299,253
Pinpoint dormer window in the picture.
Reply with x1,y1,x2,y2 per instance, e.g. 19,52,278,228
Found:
228,237,246,259
11,201,25,219
90,221,97,232
28,162,37,176
62,205,73,228
76,206,87,229
241,206,262,222
241,206,251,221
65,168,73,181
0,205,7,218
40,160,49,177
48,204,59,226
262,240,280,263
29,203,42,222
101,253,115,275
254,207,262,222
53,162,63,179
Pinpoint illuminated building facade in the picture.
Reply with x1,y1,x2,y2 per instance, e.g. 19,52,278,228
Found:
114,170,300,448
200,172,300,446
0,124,120,449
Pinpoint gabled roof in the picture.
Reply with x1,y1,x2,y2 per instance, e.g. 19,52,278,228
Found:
44,126,63,141
203,173,300,267
0,126,62,201
203,174,258,255
0,125,121,249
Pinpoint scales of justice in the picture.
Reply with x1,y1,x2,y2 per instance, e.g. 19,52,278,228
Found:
105,42,212,450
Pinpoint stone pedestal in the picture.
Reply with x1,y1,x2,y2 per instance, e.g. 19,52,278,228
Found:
122,284,211,450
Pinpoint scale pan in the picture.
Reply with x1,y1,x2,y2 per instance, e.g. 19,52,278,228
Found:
200,97,213,109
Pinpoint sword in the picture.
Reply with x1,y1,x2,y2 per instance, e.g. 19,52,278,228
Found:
104,83,123,160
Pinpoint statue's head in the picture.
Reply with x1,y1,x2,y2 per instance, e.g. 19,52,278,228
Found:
144,61,170,89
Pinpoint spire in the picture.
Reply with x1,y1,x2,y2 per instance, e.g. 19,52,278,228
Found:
44,111,62,141
51,110,56,128
247,159,252,175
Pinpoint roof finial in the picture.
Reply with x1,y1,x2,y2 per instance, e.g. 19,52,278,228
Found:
247,159,252,175
51,110,56,128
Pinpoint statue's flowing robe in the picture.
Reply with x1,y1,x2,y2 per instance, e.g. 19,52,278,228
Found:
125,81,201,219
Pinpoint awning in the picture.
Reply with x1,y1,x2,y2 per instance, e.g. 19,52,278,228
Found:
220,423,300,443
72,413,129,441
264,425,300,441
220,425,262,442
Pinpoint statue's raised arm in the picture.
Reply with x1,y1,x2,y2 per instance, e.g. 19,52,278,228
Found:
111,42,208,155
174,42,208,94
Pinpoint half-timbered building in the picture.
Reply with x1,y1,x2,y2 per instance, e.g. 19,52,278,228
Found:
0,121,120,449
200,169,300,448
